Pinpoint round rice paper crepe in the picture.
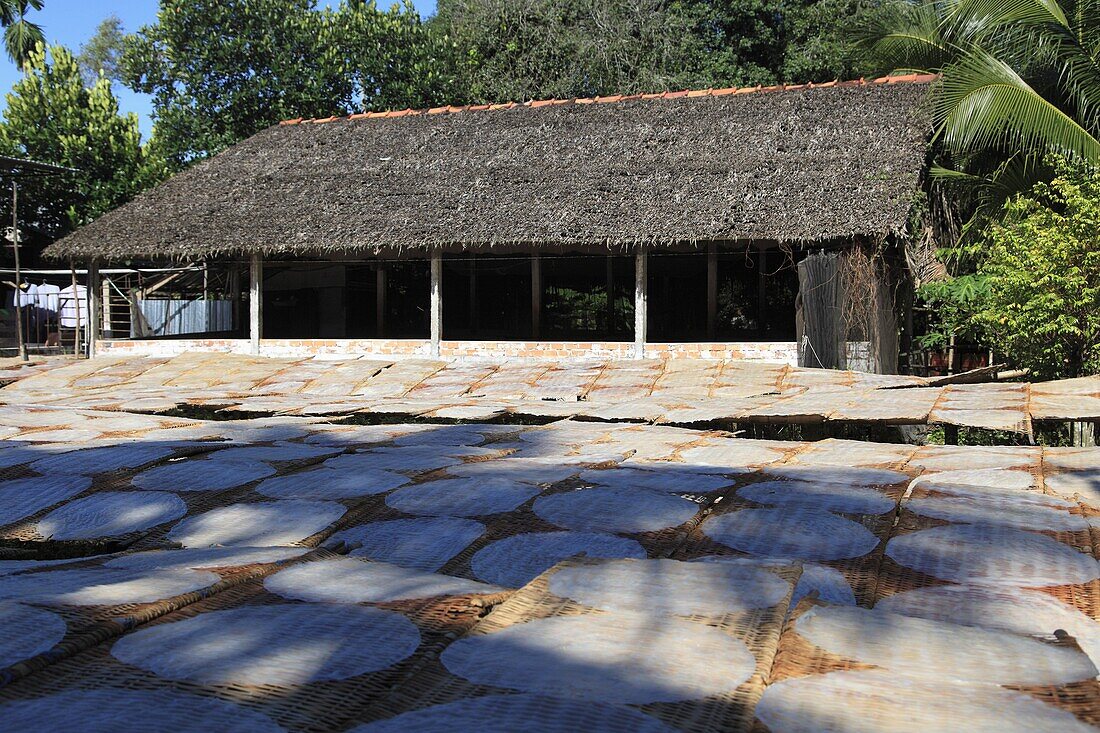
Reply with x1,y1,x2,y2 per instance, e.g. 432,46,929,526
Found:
441,613,756,704
206,443,341,464
0,475,93,527
577,466,732,495
0,567,220,606
28,444,177,476
254,466,408,500
911,448,1036,472
351,694,677,733
386,478,539,518
0,601,67,668
131,457,275,492
885,524,1099,587
332,517,485,572
265,557,502,603
702,507,879,561
910,468,1035,492
471,531,646,588
105,546,308,573
533,487,698,534
546,558,790,616
793,440,913,468
1044,469,1100,506
37,491,187,540
678,442,785,469
764,465,908,487
755,669,1097,733
737,480,895,516
1045,449,1100,471
905,494,1088,532
0,688,286,733
794,605,1097,685
113,604,419,686
166,499,346,548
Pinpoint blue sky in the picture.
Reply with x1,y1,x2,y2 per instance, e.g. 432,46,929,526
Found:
0,0,437,140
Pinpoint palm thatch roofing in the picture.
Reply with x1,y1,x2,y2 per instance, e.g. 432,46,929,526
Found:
47,75,936,262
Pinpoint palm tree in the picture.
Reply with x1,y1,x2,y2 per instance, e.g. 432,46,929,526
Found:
856,0,1100,216
0,0,44,68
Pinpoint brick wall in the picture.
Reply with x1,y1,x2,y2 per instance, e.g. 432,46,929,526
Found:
98,338,799,364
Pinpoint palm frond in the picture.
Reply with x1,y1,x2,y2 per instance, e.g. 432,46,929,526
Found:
4,18,41,68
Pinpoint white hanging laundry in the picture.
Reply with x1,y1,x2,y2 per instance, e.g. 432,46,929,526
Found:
57,284,87,327
36,283,60,315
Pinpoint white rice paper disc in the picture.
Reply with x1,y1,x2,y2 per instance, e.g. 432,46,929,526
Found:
793,441,912,468
791,564,857,606
113,604,419,685
578,467,732,495
324,449,466,474
737,480,895,516
37,491,187,540
352,694,677,733
547,558,789,616
885,524,1099,587
471,532,646,588
28,445,177,476
0,476,93,526
443,613,755,704
448,459,579,486
905,495,1088,532
911,468,1035,491
1045,470,1100,506
392,426,488,447
106,547,308,573
533,487,697,533
19,428,106,443
702,508,879,561
678,443,784,469
912,450,1035,472
386,478,539,518
763,466,908,487
876,585,1100,666
795,605,1097,685
208,443,341,463
166,500,346,547
0,601,67,667
0,568,219,605
131,458,275,492
1045,450,1100,471
265,557,502,603
254,467,407,500
332,517,485,572
755,669,1097,733
0,688,286,733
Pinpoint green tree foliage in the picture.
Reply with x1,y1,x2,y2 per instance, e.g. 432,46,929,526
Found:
122,0,446,166
856,0,1100,215
0,0,43,68
77,14,125,86
971,161,1100,380
431,0,876,103
0,45,166,241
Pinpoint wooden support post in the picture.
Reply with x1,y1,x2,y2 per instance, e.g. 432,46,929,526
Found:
87,260,101,358
249,253,263,355
531,253,541,339
634,247,647,359
375,264,387,338
605,256,615,336
707,243,717,340
430,249,442,357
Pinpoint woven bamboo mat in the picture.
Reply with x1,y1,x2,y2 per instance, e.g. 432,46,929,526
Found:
359,556,801,733
0,555,510,733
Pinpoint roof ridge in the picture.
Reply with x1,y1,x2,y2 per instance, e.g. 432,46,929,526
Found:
280,73,939,126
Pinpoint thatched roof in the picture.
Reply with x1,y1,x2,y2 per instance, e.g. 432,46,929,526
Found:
47,75,936,262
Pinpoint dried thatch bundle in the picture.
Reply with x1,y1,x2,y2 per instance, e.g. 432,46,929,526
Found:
47,78,934,262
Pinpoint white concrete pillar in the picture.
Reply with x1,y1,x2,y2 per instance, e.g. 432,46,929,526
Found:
249,253,263,355
634,247,647,359
430,249,442,357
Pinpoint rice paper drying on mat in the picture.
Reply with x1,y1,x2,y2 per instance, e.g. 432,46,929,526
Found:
910,449,1036,471
792,440,912,467
0,688,286,733
37,491,188,540
1045,470,1100,505
875,585,1100,664
0,476,93,526
448,458,579,486
790,563,857,606
1045,450,1100,471
205,443,340,463
112,605,420,686
254,467,408,500
0,567,219,605
471,532,647,588
904,495,1088,532
332,517,486,572
678,443,785,469
131,458,275,492
441,613,755,704
794,605,1096,685
533,487,698,534
884,524,1099,587
386,478,539,518
736,480,895,516
324,449,466,474
577,467,732,495
702,507,879,561
105,546,309,573
28,444,177,475
547,558,789,616
755,669,1096,733
909,468,1035,492
265,557,502,603
353,694,677,733
166,500,346,548
763,466,908,487
0,602,67,668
